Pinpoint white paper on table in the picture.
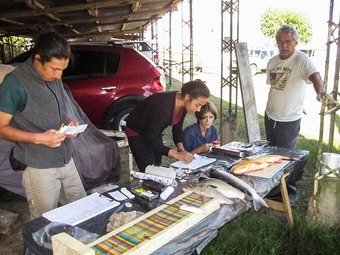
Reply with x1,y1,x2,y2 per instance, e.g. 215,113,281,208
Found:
170,154,216,170
108,190,128,201
42,192,120,226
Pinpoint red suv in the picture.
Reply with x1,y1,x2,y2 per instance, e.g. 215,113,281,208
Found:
8,42,165,130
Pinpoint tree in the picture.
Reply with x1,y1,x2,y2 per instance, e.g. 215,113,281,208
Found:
0,34,32,64
260,9,313,44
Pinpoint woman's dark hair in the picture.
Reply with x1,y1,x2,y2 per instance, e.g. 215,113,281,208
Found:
181,79,210,100
195,101,218,123
31,32,71,64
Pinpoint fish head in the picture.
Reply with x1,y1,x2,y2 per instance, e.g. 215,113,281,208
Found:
231,159,252,174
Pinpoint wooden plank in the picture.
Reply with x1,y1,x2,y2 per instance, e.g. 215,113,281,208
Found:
280,173,294,229
263,199,285,211
52,232,95,255
264,173,294,230
235,43,261,142
99,129,126,138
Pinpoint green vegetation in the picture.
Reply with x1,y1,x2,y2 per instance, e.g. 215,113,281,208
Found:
260,9,313,44
169,78,340,255
0,35,31,64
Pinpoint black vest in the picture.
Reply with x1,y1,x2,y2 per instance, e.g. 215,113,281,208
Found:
11,59,71,169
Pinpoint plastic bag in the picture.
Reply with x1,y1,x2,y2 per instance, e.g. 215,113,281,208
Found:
32,222,99,250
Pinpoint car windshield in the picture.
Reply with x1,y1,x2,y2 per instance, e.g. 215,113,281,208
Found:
249,50,262,57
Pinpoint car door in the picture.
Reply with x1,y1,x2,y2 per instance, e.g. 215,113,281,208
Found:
62,47,122,126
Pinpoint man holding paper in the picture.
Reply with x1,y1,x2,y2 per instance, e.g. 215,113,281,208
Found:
0,30,86,219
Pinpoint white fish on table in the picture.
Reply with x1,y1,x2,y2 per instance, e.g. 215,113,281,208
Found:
199,178,249,205
210,169,269,211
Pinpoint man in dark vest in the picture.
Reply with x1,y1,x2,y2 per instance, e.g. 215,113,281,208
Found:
0,32,86,219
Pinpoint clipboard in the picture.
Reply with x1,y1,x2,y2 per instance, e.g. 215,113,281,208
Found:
170,154,216,170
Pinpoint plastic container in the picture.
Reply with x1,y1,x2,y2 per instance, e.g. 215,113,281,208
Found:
160,186,175,200
320,152,340,177
212,141,221,148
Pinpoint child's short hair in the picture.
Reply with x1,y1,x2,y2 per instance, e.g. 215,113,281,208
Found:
195,101,218,123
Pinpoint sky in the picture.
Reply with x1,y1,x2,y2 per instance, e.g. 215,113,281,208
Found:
152,0,337,66
237,0,331,48
193,0,334,63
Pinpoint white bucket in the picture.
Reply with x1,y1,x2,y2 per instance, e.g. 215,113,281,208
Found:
320,152,340,177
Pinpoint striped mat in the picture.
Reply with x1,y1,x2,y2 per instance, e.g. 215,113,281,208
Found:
92,192,212,254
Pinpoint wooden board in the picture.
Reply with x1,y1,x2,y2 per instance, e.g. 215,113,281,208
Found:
52,191,220,255
53,233,95,255
245,160,290,179
235,43,261,142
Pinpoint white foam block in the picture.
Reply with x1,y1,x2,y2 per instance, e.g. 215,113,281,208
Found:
145,165,176,179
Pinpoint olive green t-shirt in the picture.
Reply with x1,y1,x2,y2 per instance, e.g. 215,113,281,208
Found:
0,74,27,115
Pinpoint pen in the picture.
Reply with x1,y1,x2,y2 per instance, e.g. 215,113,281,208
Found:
56,123,64,134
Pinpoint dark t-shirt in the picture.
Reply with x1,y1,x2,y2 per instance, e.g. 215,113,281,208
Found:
183,123,218,152
0,74,27,114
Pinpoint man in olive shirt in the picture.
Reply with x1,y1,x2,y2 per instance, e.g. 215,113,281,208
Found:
0,32,86,219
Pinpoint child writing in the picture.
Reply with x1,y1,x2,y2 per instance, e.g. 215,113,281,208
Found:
183,101,218,154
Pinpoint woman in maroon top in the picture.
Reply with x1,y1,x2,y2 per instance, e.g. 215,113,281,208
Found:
126,79,210,172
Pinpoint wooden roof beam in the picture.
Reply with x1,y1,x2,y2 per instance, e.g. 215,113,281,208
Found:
1,0,163,18
22,0,61,22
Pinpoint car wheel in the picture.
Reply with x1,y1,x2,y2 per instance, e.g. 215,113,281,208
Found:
250,64,257,76
110,107,135,131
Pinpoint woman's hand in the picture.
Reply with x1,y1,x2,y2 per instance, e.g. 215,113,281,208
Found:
177,151,195,163
176,142,185,152
169,149,194,163
198,143,212,153
190,143,212,154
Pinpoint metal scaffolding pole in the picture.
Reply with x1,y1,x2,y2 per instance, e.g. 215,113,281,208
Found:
181,0,193,83
151,21,159,66
162,11,173,90
220,0,240,145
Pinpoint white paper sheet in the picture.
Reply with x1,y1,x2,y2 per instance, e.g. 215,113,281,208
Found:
108,190,128,201
42,192,120,226
58,124,88,135
170,154,216,170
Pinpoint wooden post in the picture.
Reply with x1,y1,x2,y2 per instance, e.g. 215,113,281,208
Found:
235,43,261,142
220,114,237,146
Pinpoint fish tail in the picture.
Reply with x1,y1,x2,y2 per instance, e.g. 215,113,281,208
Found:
282,156,299,161
253,196,269,211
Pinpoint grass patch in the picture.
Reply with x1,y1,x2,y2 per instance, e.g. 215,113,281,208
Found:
198,208,340,255
166,77,340,255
